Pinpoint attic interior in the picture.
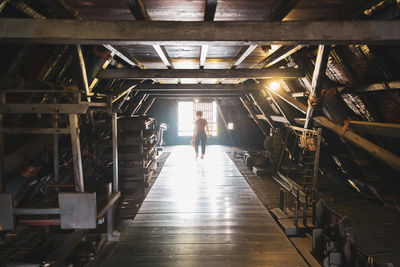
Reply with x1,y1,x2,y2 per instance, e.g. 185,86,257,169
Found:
0,0,400,266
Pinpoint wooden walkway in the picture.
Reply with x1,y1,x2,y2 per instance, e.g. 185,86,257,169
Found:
108,146,307,266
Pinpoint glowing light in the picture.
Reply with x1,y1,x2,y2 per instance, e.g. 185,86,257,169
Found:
269,81,280,91
227,122,234,130
194,98,199,103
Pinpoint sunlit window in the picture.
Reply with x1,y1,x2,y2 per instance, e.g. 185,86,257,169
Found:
178,101,217,136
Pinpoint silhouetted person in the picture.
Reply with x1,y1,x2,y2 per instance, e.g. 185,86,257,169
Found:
192,111,210,160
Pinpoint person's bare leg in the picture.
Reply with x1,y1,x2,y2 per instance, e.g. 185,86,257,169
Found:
200,133,206,159
194,135,200,160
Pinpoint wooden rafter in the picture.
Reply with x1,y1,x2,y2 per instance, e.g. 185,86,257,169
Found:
204,0,218,21
270,0,301,21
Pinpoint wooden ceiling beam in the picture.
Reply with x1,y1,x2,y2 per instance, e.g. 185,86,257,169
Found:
97,68,303,79
145,90,247,95
135,83,261,91
2,19,399,45
150,94,243,98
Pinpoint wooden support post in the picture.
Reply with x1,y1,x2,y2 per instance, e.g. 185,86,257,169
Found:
69,114,84,192
76,44,95,153
215,99,236,146
52,97,59,182
111,113,118,193
304,45,331,129
0,92,4,191
76,44,91,100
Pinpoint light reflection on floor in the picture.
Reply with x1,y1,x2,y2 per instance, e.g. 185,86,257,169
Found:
148,146,242,215
109,145,307,266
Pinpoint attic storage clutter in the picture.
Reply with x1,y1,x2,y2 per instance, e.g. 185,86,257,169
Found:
0,0,400,267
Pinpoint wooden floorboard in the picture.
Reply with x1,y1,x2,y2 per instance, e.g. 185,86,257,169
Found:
108,146,307,266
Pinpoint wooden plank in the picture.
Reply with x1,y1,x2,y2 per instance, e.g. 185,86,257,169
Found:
1,19,400,45
270,115,289,123
113,243,299,255
118,233,283,244
109,254,307,267
97,68,303,79
349,121,400,138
